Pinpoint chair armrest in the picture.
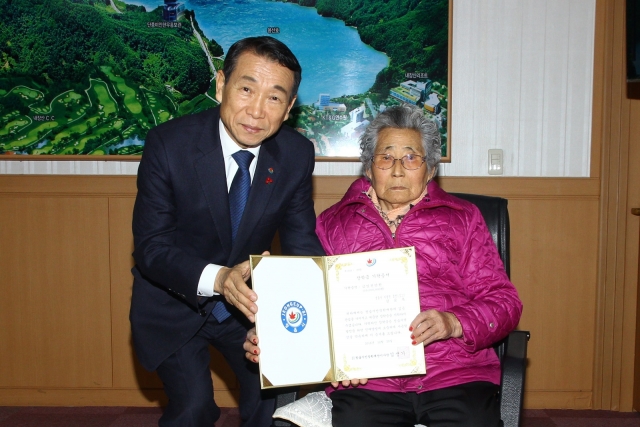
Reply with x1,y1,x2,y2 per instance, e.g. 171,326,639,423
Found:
499,331,530,427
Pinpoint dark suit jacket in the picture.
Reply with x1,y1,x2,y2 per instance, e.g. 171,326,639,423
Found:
130,106,324,371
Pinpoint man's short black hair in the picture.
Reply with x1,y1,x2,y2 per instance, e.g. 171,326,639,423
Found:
222,36,302,101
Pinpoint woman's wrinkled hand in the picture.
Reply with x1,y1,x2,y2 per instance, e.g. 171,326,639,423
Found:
409,309,463,347
243,327,260,363
330,378,368,388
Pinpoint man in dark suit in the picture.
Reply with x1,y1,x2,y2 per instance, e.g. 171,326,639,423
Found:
130,36,324,427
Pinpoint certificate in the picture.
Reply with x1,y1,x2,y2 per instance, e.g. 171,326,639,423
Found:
250,247,426,389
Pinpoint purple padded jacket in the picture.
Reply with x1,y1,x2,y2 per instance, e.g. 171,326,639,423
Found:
317,177,523,394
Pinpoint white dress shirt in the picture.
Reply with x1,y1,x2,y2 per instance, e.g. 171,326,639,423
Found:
196,119,260,297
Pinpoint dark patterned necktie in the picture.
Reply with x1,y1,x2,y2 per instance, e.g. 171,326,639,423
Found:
211,150,255,323
228,150,255,243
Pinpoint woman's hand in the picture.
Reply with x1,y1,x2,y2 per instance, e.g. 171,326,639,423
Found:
409,309,463,347
243,327,260,363
331,378,368,388
244,328,369,388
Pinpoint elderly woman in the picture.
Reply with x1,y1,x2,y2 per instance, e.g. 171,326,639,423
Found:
246,104,522,427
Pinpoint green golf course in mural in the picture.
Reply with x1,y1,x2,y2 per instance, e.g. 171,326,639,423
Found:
0,0,449,158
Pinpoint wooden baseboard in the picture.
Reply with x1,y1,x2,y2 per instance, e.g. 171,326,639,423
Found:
525,391,593,409
0,387,594,410
0,388,239,407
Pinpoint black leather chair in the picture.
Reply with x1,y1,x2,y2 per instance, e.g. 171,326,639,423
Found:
274,192,529,427
452,193,529,427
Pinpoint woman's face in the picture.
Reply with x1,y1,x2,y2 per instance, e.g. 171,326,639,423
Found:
366,127,435,212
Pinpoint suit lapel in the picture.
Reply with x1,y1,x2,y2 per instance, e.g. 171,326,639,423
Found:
230,137,281,260
194,111,233,258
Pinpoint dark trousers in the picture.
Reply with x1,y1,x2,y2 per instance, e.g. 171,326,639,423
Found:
156,312,275,427
331,382,501,427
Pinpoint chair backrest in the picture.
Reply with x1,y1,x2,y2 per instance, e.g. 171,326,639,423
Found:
450,193,511,277
449,192,512,360
451,192,528,427
449,193,511,360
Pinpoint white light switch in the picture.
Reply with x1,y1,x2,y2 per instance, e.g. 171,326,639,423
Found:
488,149,503,175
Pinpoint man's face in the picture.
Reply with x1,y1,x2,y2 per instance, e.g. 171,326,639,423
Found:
215,52,297,148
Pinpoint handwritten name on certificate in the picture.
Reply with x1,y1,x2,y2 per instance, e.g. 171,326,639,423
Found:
326,248,426,381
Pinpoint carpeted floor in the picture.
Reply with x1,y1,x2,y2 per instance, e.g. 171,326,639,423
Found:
520,409,640,427
1,406,640,426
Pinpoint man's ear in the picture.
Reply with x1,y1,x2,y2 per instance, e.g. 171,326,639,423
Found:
215,70,225,103
284,95,297,121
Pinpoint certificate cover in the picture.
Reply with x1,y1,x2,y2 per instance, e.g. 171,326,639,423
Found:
250,247,426,389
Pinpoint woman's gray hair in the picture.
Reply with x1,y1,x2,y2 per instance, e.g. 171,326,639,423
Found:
360,104,441,177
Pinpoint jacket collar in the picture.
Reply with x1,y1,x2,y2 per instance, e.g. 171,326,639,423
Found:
339,177,465,211
193,107,283,262
193,107,233,257
228,137,281,261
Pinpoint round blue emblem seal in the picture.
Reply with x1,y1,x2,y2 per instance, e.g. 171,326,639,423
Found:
281,301,308,333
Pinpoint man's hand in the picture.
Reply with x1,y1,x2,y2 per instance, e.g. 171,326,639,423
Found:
244,327,260,363
214,251,270,322
409,309,463,347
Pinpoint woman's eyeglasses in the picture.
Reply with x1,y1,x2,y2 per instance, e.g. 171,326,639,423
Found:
371,154,426,170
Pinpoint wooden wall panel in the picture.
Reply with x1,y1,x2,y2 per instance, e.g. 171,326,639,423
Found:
108,196,159,390
0,196,113,389
108,197,240,407
592,0,640,412
510,199,599,408
0,175,601,408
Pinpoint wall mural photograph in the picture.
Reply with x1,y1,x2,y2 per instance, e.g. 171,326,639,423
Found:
0,0,449,160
